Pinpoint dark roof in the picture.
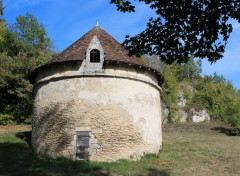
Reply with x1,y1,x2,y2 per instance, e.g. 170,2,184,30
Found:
50,26,149,66
30,26,164,85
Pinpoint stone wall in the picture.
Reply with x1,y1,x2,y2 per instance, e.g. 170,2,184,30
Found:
32,64,162,162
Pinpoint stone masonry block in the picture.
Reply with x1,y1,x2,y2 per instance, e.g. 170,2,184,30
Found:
92,128,102,134
75,127,91,131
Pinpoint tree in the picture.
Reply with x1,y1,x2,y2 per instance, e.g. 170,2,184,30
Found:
176,57,202,81
0,1,6,42
0,11,56,125
110,0,240,64
141,54,166,72
0,52,34,124
3,12,52,57
212,72,226,84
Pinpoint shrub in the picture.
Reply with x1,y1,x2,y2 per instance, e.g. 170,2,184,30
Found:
0,114,14,125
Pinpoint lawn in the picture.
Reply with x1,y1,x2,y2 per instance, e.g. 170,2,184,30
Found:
0,122,239,176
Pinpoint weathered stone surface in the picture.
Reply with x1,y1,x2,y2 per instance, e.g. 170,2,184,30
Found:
174,87,211,123
92,128,102,134
178,110,188,122
190,108,210,123
32,64,162,162
75,127,91,131
178,91,186,107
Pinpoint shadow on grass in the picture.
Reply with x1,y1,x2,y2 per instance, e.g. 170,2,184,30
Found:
0,131,172,176
147,168,170,176
0,132,111,176
16,131,32,145
211,126,237,136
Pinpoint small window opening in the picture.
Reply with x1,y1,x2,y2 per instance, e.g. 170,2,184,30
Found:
90,49,100,63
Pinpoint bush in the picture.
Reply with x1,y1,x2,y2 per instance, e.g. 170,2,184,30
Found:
228,116,240,135
160,59,240,135
161,65,180,122
0,114,14,125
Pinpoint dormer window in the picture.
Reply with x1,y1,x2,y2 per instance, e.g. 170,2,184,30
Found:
84,36,104,71
90,49,100,63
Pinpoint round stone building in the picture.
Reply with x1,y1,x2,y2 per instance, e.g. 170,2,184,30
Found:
30,25,164,162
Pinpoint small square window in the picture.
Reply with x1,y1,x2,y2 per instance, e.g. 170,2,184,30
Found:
90,49,100,63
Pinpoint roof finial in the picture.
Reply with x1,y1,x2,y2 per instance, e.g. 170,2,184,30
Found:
96,20,99,27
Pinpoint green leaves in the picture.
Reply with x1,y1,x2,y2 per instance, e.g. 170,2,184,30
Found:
159,57,240,132
161,64,180,122
176,57,202,82
8,12,52,57
110,0,135,13
191,75,240,132
0,52,34,123
0,8,56,125
0,114,14,125
111,0,240,64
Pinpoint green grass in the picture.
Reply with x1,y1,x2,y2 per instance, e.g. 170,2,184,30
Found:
0,123,240,176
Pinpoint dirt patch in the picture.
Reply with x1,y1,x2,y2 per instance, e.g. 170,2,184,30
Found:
0,125,31,134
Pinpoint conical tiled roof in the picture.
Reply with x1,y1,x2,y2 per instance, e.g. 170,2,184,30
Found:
30,26,163,85
50,26,148,66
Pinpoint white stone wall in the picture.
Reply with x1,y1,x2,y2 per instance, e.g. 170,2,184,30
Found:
32,64,162,162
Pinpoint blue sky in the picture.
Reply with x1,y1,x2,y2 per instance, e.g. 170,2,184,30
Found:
3,0,240,89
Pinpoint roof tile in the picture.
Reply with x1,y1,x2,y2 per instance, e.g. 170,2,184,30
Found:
50,26,149,67
30,26,164,85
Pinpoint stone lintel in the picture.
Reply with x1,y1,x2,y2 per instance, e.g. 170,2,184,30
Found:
75,127,91,131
